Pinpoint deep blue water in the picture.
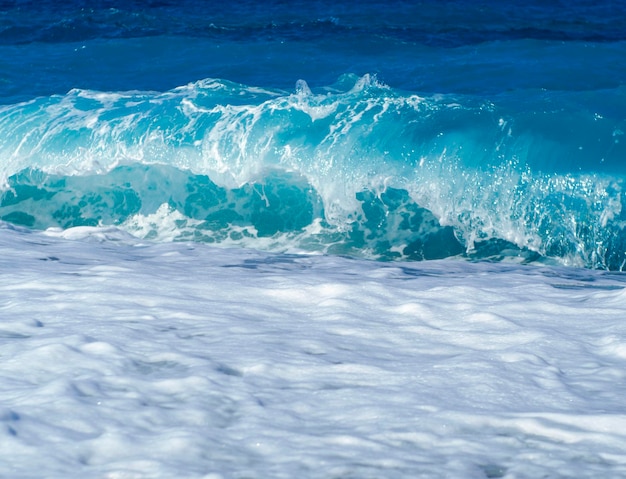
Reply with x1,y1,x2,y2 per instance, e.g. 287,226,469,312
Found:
1,0,626,268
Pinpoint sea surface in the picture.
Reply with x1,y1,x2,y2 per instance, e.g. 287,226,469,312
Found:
2,1,626,478
2,0,626,268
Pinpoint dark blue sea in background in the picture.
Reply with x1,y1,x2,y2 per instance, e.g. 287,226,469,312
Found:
1,0,626,268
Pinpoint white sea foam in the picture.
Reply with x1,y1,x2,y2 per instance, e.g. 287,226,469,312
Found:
1,222,626,477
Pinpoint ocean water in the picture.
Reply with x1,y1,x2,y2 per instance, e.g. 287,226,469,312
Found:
2,1,626,477
2,0,626,267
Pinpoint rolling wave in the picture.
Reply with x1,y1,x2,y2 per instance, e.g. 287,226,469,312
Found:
1,74,625,268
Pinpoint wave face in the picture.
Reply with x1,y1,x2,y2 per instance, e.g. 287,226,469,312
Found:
1,74,626,268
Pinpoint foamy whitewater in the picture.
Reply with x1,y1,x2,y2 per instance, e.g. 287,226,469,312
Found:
3,224,626,478
2,0,626,477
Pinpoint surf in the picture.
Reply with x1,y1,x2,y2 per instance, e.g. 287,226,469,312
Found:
1,74,625,269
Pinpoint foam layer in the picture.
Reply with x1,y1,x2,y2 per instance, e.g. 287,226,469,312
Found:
2,224,626,477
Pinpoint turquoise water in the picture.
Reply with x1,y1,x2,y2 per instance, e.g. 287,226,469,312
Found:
1,0,626,268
